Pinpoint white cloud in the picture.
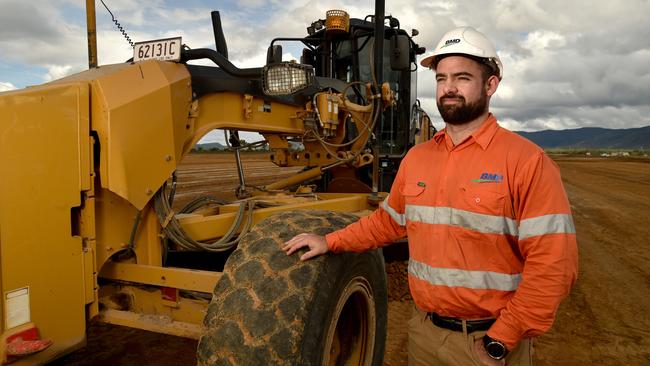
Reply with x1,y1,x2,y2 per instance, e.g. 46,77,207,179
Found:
521,30,566,51
1,0,649,132
0,81,16,92
43,65,75,82
94,0,166,27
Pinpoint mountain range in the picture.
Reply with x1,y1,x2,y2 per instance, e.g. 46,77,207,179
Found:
194,126,650,151
194,142,226,150
515,125,650,149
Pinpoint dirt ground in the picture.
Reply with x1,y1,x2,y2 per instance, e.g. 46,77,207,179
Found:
168,153,304,210
532,157,650,365
50,154,650,365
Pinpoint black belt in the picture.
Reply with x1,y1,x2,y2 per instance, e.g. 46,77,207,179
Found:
427,312,495,333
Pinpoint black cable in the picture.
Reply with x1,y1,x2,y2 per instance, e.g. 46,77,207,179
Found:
100,0,134,48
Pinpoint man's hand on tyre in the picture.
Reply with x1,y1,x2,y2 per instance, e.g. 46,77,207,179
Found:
282,233,328,261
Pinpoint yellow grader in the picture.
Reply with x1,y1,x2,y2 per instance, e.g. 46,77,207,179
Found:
0,1,433,364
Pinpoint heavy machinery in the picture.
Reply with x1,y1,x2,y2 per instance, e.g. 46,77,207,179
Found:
0,1,433,364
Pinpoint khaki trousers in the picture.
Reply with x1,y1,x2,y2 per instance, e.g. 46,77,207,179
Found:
408,306,533,366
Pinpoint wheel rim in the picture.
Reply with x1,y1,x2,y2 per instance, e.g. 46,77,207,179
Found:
322,276,376,366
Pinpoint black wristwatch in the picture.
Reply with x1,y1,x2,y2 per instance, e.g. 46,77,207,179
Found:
482,334,509,360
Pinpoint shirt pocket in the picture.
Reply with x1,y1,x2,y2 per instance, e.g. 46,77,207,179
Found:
453,186,508,248
399,182,426,204
399,183,426,229
459,185,506,216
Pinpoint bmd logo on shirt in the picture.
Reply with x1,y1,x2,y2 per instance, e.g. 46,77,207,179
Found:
472,172,503,183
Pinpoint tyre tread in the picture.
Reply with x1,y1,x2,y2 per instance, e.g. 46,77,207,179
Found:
198,210,360,365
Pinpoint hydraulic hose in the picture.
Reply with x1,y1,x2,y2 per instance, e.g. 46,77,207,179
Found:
181,48,261,78
154,183,255,252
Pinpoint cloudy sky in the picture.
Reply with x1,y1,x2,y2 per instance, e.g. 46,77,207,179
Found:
1,0,649,142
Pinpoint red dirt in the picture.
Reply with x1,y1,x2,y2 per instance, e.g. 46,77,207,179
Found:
51,154,650,365
170,153,302,209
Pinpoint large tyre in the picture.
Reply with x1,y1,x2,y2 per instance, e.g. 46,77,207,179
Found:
197,210,388,366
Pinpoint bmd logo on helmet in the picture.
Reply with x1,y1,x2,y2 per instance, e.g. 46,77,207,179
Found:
440,38,461,48
420,26,503,79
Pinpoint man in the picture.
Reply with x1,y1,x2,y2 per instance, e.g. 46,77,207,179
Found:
283,26,578,366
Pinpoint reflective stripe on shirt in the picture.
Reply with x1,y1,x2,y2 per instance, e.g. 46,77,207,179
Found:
382,197,406,225
409,259,522,291
519,214,575,240
406,205,518,236
385,199,575,240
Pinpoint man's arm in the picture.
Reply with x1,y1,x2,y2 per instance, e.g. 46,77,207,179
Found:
283,156,411,260
282,201,408,260
488,152,579,350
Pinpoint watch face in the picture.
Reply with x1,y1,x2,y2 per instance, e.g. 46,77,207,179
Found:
485,341,507,359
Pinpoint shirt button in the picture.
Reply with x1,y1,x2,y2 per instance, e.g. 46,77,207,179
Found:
475,197,481,204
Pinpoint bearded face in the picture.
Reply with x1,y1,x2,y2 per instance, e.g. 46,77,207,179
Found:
434,56,494,126
436,90,488,125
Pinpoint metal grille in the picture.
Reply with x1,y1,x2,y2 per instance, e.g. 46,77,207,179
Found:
326,10,350,33
262,63,314,95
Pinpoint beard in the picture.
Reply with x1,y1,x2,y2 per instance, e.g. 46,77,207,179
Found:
437,92,488,125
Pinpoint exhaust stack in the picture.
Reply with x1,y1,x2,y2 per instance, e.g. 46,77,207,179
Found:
211,11,228,59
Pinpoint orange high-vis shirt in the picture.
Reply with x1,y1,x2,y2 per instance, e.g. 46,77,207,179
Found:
326,114,578,350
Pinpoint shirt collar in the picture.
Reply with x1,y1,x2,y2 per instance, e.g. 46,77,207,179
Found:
433,114,499,150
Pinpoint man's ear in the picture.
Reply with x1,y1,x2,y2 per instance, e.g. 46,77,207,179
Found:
486,75,500,97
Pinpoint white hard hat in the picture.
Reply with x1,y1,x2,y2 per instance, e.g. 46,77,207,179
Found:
421,26,503,79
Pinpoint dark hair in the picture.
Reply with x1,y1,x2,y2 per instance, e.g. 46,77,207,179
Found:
478,58,500,81
434,54,499,82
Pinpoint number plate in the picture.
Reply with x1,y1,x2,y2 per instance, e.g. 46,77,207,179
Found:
133,37,182,62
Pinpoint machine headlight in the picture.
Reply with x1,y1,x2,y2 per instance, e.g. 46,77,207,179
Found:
262,62,314,95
